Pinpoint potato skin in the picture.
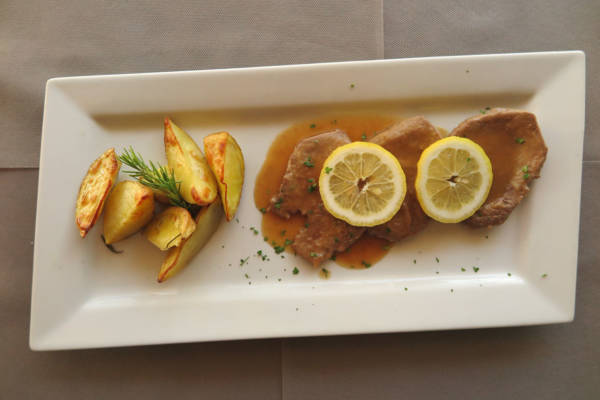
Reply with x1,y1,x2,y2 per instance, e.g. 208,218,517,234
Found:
204,132,245,221
102,181,155,244
144,206,196,250
158,199,223,282
75,148,121,238
164,117,217,205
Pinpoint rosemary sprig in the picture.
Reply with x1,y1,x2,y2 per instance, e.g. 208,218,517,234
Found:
118,147,196,212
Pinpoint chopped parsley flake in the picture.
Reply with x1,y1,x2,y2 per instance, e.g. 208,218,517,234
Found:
274,245,285,254
303,157,314,167
240,257,249,266
461,267,466,272
522,165,529,173
250,227,259,235
324,166,333,174
293,267,299,275
280,230,286,236
473,267,480,273
307,178,314,183
264,236,268,242
350,83,355,88
467,157,471,162
257,250,268,261
321,268,330,278
385,227,391,233
332,120,337,124
259,207,267,214
516,137,525,144
334,237,340,243
523,173,530,179
329,254,337,261
361,133,367,140
245,273,249,279
236,218,239,223
413,259,417,264
451,289,454,293
308,183,317,192
274,198,283,209
304,223,309,228
435,257,440,263
284,239,293,246
310,123,316,129
404,287,408,291
310,252,319,258
507,272,512,277
542,273,548,278
361,260,372,268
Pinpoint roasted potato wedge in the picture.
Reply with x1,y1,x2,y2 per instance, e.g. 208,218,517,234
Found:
152,189,172,205
204,131,245,221
164,117,217,205
144,206,196,250
158,199,223,282
75,148,121,238
103,181,155,244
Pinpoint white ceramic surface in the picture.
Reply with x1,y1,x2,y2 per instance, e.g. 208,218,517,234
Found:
31,52,585,350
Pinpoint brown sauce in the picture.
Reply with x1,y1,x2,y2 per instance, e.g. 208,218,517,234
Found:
254,114,398,268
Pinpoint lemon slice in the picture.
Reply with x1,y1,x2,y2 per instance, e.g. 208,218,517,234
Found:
319,142,406,227
415,137,493,223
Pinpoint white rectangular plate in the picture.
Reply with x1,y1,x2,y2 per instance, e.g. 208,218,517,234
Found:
32,52,585,350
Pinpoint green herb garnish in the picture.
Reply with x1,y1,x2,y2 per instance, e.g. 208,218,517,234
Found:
361,260,372,268
240,257,249,266
516,137,525,144
259,207,267,214
324,166,333,174
310,123,316,129
308,183,317,192
118,147,196,212
303,157,314,167
473,267,480,273
293,267,299,275
361,133,367,140
274,245,285,254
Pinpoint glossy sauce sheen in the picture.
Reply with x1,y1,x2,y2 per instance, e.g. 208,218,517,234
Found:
254,115,398,269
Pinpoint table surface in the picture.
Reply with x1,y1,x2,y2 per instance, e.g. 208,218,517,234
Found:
1,1,598,399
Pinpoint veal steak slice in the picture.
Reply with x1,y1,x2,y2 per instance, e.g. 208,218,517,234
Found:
451,108,547,227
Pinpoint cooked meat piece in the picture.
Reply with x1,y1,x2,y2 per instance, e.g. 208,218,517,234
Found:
270,129,363,266
451,108,547,227
292,204,365,266
368,117,442,241
269,130,350,218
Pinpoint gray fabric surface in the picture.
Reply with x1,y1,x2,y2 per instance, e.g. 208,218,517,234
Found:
0,0,383,167
384,0,599,161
